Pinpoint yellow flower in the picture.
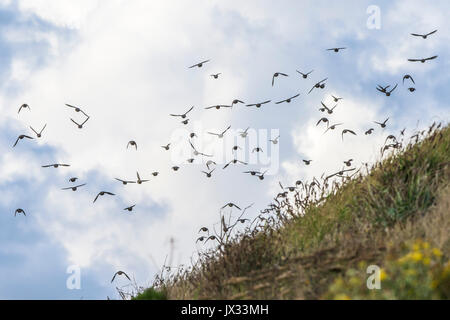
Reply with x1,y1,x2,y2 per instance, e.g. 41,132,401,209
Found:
432,248,442,257
380,269,387,281
410,252,423,262
335,294,351,300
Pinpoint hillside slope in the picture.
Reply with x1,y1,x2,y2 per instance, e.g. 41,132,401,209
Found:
135,123,450,300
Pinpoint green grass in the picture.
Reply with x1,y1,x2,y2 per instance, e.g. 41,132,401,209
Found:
132,287,167,300
138,123,450,300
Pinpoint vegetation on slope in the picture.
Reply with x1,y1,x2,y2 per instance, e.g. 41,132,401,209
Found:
136,123,450,300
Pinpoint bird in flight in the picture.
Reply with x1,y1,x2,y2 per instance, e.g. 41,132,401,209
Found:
170,106,194,119
410,29,437,39
198,227,209,233
246,100,271,108
221,202,241,210
172,166,180,171
272,72,288,86
62,184,86,191
316,117,329,127
196,236,206,243
15,208,26,217
407,87,416,92
201,169,215,178
269,135,280,144
324,123,343,133
257,170,269,180
124,205,136,212
231,99,245,107
189,141,212,157
161,143,171,151
69,177,78,183
327,47,346,52
136,172,149,184
325,168,356,180
376,84,390,94
408,55,438,63
296,70,313,79
42,163,70,168
365,128,374,135
308,78,328,94
111,271,131,282
13,134,34,147
303,159,312,165
210,73,221,79
29,124,47,138
126,140,137,150
115,178,136,185
65,104,89,117
377,84,397,96
71,117,90,129
331,95,343,103
223,158,247,169
205,104,232,110
93,191,115,203
18,104,30,114
275,93,300,104
188,59,210,68
243,170,262,176
403,74,415,85
319,102,337,114
341,129,357,141
252,147,263,153
181,119,189,125
208,125,231,138
374,118,389,128
343,159,353,167
239,127,250,138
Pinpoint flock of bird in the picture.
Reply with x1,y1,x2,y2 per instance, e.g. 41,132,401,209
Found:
10,29,439,284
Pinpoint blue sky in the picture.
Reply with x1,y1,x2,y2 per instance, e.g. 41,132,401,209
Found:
0,0,449,299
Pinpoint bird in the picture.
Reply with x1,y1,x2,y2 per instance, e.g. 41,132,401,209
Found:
42,163,70,168
69,177,78,183
269,135,280,144
188,59,210,68
208,125,231,138
408,87,416,92
187,158,195,163
385,135,397,144
257,170,269,180
93,191,115,203
331,95,343,102
403,74,415,85
343,159,353,167
136,172,149,184
239,127,250,138
365,128,374,135
341,129,357,141
18,104,30,114
210,73,221,79
316,117,329,127
201,169,215,178
325,168,356,180
296,70,313,79
198,227,209,233
221,202,241,210
181,119,190,125
115,178,136,185
205,235,217,244
327,47,346,52
170,106,194,119
189,140,213,157
275,93,300,104
231,99,245,107
172,166,180,171
65,104,89,117
161,143,171,150
303,159,312,165
308,78,328,94
319,102,337,114
408,55,438,63
237,218,250,224
127,140,137,150
246,100,271,108
70,117,90,129
204,104,232,110
374,118,389,128
376,84,391,94
190,132,197,139
14,208,26,217
232,145,241,152
196,236,206,243
272,72,288,86
29,124,47,138
243,170,261,176
385,84,398,96
62,184,86,191
324,123,343,133
252,147,263,153
151,171,159,176
124,205,136,212
206,160,216,170
410,29,437,39
111,271,131,283
13,135,34,147
223,158,247,169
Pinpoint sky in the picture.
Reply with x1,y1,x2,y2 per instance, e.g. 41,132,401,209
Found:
0,0,449,299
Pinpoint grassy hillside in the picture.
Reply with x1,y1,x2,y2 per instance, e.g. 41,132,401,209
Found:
135,123,450,300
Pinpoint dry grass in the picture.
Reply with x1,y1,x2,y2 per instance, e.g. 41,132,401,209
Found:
135,123,449,300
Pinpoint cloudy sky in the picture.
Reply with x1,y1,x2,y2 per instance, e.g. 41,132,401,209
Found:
0,0,449,299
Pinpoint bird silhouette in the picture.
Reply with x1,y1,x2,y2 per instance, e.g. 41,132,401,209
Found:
324,123,343,133
205,104,232,110
161,143,171,150
127,140,137,150
408,87,416,92
341,129,357,141
275,93,300,104
410,29,437,39
223,158,247,169
296,70,313,79
269,135,280,144
316,117,329,127
124,205,136,212
71,116,90,129
201,169,215,178
319,102,337,114
42,163,70,168
111,271,131,282
13,135,33,147
69,177,78,183
246,100,271,108
62,184,86,191
208,125,231,138
188,60,210,68
93,191,115,203
136,172,149,184
303,159,312,165
343,159,353,167
170,106,194,119
65,104,89,117
252,147,263,153
239,127,250,138
374,118,389,128
29,124,47,138
403,74,415,84
365,128,374,135
221,202,241,210
196,236,206,243
327,47,346,52
198,227,209,233
331,95,343,102
115,178,136,185
189,141,212,157
206,160,216,170
231,99,245,107
14,208,26,217
272,72,288,86
308,78,328,94
210,73,221,79
172,166,180,171
408,55,438,63
18,104,30,114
